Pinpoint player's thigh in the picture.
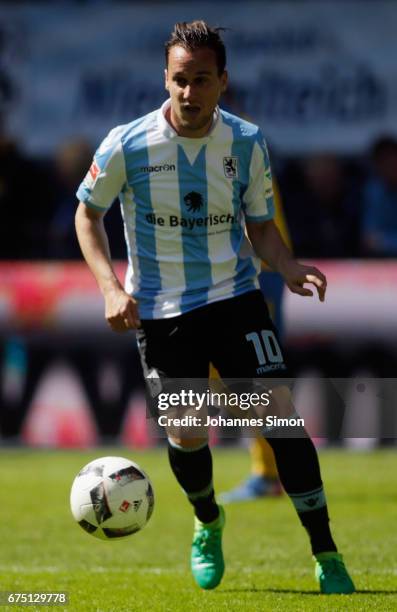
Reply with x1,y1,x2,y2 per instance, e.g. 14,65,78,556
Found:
136,314,208,379
210,290,288,379
210,291,293,420
136,314,209,444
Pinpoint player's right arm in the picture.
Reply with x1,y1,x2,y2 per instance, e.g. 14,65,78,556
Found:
75,126,140,331
75,203,140,331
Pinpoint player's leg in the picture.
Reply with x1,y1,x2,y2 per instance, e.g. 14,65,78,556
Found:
167,434,225,590
167,434,218,523
250,270,284,494
262,384,339,555
136,313,224,590
211,290,355,594
265,430,354,594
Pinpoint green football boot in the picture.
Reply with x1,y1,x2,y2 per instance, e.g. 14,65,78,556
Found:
314,552,355,594
191,506,225,590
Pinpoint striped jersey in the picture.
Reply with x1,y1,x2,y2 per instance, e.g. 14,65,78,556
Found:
76,99,274,319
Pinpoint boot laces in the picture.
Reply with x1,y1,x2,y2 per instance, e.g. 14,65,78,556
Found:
195,528,219,558
321,558,346,581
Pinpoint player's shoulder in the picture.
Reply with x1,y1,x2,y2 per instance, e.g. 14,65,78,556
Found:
121,109,159,144
219,108,261,141
101,109,159,151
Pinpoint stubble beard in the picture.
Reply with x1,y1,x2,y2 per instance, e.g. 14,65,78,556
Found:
170,104,214,136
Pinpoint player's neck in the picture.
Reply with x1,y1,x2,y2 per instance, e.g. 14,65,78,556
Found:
166,107,212,139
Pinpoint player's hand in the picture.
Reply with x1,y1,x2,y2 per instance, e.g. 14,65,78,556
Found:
104,288,141,331
280,260,327,302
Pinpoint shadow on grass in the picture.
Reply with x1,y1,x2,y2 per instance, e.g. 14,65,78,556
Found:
220,588,318,595
220,588,397,595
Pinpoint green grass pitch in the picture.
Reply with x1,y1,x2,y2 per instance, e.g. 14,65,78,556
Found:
1,447,396,611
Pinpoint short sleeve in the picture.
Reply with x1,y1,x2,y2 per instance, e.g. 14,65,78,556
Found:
76,126,127,211
243,130,274,222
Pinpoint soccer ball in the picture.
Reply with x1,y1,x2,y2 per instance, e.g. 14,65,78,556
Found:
70,456,154,540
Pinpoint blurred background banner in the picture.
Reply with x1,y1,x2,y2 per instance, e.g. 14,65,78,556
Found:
0,262,127,332
1,261,397,340
0,262,396,447
284,260,397,342
0,1,396,154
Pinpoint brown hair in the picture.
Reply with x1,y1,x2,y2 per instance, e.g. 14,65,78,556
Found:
165,21,227,75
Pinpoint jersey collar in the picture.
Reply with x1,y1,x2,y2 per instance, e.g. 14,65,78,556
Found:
158,98,221,142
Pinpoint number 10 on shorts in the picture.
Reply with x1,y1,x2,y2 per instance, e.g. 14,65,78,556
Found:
245,330,283,365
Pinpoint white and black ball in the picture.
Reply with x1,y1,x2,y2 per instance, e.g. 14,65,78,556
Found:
70,456,154,540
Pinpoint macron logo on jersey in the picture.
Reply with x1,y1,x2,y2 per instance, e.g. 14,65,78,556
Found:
140,163,176,173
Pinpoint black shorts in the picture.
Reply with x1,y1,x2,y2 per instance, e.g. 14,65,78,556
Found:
136,290,289,382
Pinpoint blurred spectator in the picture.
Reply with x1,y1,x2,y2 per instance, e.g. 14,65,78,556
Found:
361,136,397,257
281,154,360,258
49,138,126,259
0,134,53,259
48,138,93,259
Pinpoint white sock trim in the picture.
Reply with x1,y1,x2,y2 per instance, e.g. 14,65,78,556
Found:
167,438,209,453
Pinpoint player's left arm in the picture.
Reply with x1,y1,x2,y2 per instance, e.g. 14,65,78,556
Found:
246,219,327,302
244,129,326,301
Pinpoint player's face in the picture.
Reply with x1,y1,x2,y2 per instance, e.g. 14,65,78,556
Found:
165,46,228,138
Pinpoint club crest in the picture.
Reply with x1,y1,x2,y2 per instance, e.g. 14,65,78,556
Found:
223,156,238,178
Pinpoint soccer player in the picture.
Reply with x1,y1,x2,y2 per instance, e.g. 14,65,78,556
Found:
75,21,355,594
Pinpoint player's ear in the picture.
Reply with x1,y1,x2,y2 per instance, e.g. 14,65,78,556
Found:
164,69,169,91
